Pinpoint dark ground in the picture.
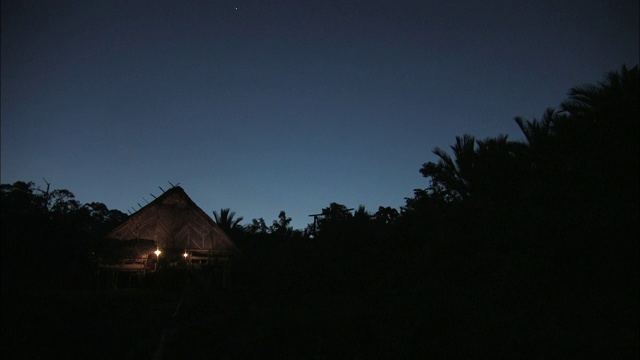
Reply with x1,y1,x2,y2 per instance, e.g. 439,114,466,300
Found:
2,258,638,359
1,269,238,359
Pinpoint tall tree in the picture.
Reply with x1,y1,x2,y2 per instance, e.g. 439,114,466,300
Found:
270,211,293,239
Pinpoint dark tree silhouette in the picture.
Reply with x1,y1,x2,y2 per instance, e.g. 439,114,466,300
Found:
247,217,269,235
420,134,476,202
374,206,399,225
212,208,244,233
270,211,293,238
419,133,526,208
1,180,128,290
397,65,639,358
314,202,353,240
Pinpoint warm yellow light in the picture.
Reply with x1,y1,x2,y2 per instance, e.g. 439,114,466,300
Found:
154,249,161,257
183,252,188,258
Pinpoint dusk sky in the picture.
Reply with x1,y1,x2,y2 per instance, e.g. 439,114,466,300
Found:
2,0,638,230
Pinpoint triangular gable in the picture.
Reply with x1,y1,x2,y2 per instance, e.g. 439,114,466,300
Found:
106,186,238,254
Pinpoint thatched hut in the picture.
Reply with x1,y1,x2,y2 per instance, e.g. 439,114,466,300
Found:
99,186,238,285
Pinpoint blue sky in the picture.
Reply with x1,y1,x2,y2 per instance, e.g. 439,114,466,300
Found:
2,0,638,229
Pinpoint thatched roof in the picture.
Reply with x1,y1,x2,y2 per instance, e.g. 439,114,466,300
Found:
106,186,237,254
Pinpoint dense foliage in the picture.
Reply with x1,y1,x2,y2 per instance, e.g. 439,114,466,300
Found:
1,181,128,290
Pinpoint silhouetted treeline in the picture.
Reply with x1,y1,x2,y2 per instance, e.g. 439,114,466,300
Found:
0,181,128,291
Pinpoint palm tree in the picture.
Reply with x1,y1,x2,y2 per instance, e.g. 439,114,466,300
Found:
213,208,244,233
514,108,555,150
560,65,639,202
561,65,638,125
420,134,476,201
512,65,639,207
421,133,528,207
